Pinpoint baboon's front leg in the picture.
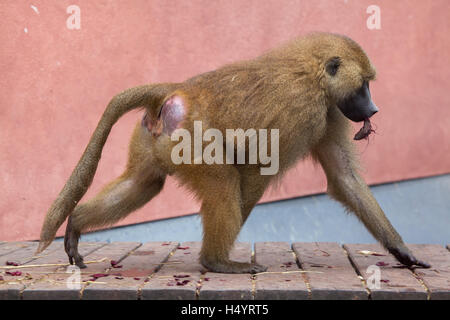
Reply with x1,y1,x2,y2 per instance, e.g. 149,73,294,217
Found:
313,140,430,268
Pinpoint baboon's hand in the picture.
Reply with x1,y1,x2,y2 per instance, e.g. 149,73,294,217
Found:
388,246,431,268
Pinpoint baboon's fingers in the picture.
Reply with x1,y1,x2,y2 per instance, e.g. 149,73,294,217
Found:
201,260,267,274
415,260,431,268
388,246,431,269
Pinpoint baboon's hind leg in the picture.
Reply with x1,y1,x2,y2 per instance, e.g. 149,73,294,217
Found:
65,124,166,268
239,167,272,224
197,166,267,274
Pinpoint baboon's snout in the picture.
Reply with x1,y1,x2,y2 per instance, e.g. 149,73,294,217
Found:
338,81,378,123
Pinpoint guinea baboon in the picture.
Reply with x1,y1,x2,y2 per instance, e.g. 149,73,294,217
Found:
37,32,429,273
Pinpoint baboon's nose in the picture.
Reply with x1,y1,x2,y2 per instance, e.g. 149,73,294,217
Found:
368,103,379,118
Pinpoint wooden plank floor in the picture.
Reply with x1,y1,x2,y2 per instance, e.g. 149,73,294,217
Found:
0,241,448,300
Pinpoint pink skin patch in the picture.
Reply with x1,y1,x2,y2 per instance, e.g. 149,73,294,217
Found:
142,95,186,137
160,96,186,135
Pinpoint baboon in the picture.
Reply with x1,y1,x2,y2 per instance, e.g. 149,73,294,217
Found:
37,32,429,273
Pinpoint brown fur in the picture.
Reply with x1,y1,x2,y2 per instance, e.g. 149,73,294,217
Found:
38,32,429,273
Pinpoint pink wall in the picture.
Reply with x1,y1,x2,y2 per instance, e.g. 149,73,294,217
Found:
1,1,449,241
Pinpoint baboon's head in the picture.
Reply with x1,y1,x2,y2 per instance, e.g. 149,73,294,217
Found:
306,33,379,123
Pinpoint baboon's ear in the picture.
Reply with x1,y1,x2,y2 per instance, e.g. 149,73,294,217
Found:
326,57,341,76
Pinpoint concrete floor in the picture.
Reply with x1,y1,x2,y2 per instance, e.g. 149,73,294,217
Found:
77,174,450,245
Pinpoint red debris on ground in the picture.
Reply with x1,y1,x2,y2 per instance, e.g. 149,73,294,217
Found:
173,274,190,278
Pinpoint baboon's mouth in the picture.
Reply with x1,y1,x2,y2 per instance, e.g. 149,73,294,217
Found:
354,118,374,140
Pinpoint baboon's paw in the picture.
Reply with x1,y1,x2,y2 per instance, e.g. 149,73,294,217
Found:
201,259,267,274
389,246,431,269
64,217,87,269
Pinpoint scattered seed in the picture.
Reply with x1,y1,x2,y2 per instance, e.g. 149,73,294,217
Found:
358,250,386,257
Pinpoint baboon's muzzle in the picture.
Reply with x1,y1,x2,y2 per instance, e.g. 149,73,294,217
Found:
337,81,378,123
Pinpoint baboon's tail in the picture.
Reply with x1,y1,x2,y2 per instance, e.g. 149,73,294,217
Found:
37,84,175,254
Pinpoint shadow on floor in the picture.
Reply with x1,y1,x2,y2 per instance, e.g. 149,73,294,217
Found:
74,174,450,245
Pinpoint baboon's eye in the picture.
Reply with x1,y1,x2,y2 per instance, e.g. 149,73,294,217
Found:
326,57,341,76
